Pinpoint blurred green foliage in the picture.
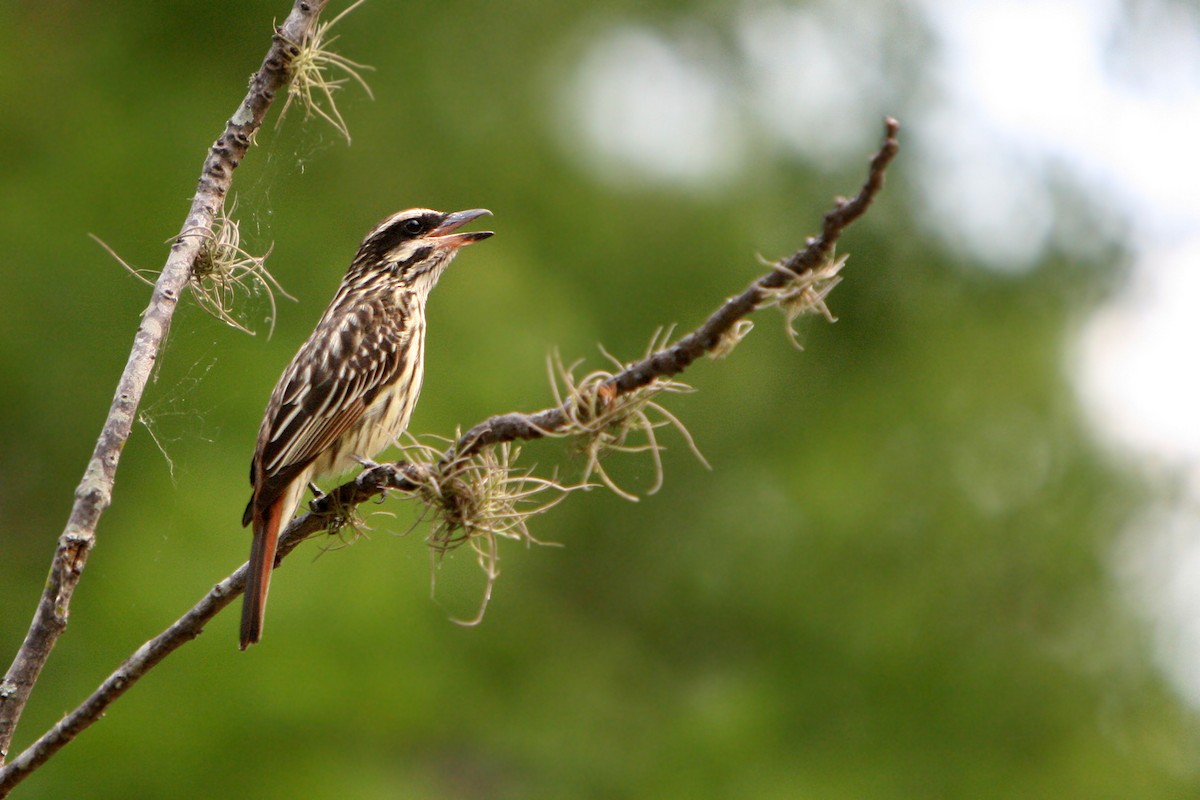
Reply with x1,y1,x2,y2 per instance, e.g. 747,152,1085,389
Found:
1,1,1197,798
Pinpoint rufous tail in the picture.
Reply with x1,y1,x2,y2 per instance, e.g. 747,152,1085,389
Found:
240,498,283,649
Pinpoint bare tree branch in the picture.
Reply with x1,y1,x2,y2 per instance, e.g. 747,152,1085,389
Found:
452,118,902,456
0,118,899,793
0,574,246,793
0,0,330,789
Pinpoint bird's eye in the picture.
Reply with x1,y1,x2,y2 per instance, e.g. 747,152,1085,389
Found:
402,218,424,236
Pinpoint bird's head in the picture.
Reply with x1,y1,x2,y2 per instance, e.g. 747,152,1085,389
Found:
351,207,493,293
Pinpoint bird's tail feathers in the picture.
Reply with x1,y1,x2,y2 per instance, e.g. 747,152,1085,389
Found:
240,498,284,649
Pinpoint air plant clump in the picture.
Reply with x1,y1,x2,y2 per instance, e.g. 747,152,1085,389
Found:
758,251,848,348
276,0,374,144
544,334,710,502
91,204,290,337
177,204,293,336
709,319,755,360
398,436,576,626
311,480,375,551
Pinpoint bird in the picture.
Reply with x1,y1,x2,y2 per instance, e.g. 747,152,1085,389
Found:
240,207,494,649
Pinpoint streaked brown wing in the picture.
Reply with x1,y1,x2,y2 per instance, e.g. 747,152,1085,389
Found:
248,298,411,514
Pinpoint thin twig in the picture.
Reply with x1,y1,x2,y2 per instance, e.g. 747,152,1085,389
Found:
0,0,330,793
447,117,902,456
0,119,898,790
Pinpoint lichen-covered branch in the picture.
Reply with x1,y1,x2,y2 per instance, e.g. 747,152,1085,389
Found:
413,117,900,462
0,118,898,794
0,0,330,791
275,120,899,543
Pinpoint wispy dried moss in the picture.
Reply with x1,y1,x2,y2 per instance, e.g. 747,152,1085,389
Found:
395,436,579,626
759,251,847,348
276,0,375,144
92,201,291,336
543,332,709,501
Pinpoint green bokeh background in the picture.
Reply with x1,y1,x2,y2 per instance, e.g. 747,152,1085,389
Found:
1,1,1195,797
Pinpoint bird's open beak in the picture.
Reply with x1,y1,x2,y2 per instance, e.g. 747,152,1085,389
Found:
431,208,494,248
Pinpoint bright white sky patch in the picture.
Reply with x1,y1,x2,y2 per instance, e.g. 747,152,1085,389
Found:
926,0,1200,709
559,0,1200,709
735,3,887,164
1115,495,1200,711
565,27,742,186
1080,241,1200,707
929,0,1115,141
1075,243,1200,465
913,110,1058,267
916,0,1200,264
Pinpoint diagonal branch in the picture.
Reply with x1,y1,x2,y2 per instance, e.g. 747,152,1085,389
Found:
0,0,330,786
447,117,901,456
0,118,899,793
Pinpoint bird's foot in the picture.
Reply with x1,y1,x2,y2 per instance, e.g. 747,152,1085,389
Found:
352,455,383,471
305,481,328,513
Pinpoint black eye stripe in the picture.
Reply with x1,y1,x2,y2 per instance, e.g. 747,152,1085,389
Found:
407,245,433,264
357,210,450,268
371,217,426,253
